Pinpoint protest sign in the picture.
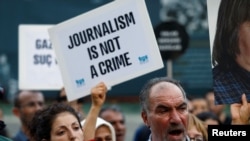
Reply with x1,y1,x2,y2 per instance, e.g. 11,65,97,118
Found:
154,21,189,60
18,24,63,90
48,0,164,101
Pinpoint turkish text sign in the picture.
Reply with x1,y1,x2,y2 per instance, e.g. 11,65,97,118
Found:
19,24,63,90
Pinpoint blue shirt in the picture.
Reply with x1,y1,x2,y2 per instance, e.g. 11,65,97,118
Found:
213,64,250,104
12,129,29,141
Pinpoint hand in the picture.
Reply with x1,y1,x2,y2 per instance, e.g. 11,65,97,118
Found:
90,82,107,108
230,93,250,124
83,82,107,141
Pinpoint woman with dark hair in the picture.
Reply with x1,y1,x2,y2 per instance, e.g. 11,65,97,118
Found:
212,0,250,104
28,82,107,141
56,87,85,120
29,103,82,141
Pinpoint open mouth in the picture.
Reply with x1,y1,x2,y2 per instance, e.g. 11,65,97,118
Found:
169,129,183,135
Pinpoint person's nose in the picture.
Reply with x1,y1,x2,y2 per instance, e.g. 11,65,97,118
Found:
170,109,182,123
68,129,77,140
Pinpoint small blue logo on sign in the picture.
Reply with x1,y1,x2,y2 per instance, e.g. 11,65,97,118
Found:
75,78,85,87
138,55,148,63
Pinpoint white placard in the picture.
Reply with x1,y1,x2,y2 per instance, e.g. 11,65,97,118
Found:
48,0,164,101
18,24,63,90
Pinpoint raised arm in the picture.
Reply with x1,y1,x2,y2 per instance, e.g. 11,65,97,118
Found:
83,82,107,141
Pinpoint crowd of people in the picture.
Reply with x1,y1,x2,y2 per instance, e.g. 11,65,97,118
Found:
137,77,250,141
1,0,250,140
0,76,250,141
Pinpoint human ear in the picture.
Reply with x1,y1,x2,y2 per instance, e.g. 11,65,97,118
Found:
12,107,20,118
141,111,149,127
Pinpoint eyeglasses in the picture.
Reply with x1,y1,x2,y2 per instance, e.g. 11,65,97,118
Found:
189,136,203,141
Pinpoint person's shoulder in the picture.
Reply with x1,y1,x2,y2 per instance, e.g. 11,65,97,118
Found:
212,65,237,104
213,65,234,82
213,65,226,76
0,135,13,141
12,129,28,141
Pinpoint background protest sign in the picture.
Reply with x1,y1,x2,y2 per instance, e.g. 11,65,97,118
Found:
48,0,164,101
207,0,220,64
18,24,63,90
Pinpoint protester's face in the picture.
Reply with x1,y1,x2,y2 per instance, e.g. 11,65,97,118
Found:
50,112,83,141
100,110,126,141
95,125,112,141
17,91,44,127
237,21,250,70
187,126,203,141
191,99,208,116
142,82,188,141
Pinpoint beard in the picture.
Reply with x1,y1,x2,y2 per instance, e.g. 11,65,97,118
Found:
20,113,33,128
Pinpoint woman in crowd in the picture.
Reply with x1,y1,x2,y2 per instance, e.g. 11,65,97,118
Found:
187,113,208,141
28,82,107,141
82,117,116,141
